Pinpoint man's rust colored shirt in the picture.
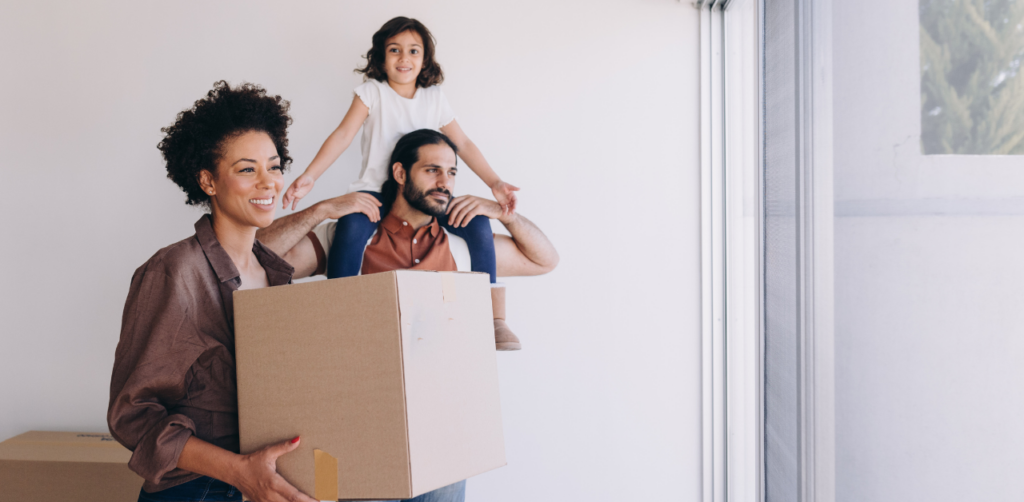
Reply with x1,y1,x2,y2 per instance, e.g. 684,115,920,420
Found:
107,215,294,492
359,212,458,275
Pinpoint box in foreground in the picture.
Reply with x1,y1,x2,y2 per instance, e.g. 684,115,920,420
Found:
0,431,143,501
235,270,506,501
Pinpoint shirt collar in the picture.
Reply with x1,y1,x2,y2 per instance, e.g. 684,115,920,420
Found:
195,214,239,284
381,211,440,237
194,214,294,287
253,240,294,286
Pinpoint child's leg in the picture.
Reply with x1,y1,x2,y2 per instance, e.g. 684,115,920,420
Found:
441,214,497,283
442,214,520,350
326,191,383,279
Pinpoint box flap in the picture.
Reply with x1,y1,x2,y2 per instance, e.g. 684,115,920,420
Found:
395,271,507,495
235,272,413,500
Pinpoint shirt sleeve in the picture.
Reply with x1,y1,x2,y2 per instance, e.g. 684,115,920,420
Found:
107,262,207,485
437,86,457,128
353,80,379,111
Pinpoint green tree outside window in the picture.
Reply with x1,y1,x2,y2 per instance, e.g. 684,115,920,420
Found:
921,0,1024,154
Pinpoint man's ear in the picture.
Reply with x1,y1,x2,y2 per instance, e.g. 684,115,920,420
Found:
198,169,216,196
392,162,406,186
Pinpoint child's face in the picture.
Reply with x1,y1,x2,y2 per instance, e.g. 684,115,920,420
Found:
384,30,424,87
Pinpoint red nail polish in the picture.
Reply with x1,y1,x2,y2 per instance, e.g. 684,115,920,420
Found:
291,436,300,444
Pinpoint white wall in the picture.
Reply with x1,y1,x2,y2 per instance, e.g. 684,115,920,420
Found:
0,1,702,500
833,1,1024,500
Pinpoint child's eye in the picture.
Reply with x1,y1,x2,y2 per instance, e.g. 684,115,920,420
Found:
389,48,399,53
411,49,419,55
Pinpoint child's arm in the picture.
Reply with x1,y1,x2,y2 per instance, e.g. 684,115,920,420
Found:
282,96,370,210
440,120,520,216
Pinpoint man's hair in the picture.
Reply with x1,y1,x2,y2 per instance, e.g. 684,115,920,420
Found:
158,80,293,207
354,16,444,88
381,129,459,216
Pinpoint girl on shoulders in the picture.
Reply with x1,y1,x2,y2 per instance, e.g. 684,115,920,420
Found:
281,16,523,349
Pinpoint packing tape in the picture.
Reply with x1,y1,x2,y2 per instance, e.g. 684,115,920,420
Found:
313,449,338,501
441,273,457,303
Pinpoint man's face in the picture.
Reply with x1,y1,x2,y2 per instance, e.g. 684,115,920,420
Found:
400,142,458,217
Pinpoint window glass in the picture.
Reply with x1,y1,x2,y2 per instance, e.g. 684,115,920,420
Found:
921,0,1024,154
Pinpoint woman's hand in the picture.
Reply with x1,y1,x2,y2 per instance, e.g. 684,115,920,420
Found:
446,195,506,228
315,192,382,223
489,181,520,216
231,437,317,502
282,173,317,211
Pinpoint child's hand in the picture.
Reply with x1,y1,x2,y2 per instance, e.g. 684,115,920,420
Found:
490,181,520,216
446,195,504,228
282,173,316,210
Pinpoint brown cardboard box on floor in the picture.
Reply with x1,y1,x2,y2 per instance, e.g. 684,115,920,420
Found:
234,270,506,501
0,431,143,501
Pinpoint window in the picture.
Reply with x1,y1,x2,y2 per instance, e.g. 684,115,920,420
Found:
920,0,1024,154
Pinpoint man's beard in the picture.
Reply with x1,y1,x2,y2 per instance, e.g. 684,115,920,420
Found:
403,181,450,218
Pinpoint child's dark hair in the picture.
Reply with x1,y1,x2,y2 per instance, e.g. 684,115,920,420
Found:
355,16,444,88
380,129,459,215
158,80,293,207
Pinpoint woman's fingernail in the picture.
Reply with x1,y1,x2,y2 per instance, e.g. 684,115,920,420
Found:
291,436,300,444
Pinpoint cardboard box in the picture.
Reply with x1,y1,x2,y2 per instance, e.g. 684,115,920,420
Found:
235,271,506,501
0,431,143,501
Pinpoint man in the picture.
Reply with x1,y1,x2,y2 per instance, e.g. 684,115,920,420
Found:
257,129,559,351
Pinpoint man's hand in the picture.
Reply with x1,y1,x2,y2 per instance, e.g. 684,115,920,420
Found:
489,181,520,216
282,173,316,211
231,437,317,502
315,192,382,223
446,195,508,228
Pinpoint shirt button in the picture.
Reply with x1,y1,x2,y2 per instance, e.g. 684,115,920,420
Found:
413,239,418,244
414,259,421,264
402,221,408,226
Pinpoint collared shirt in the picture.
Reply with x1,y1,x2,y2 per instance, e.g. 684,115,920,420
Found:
360,212,458,275
107,214,294,492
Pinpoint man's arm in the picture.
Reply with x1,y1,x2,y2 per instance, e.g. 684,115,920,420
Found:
494,214,559,277
445,195,559,277
257,192,381,276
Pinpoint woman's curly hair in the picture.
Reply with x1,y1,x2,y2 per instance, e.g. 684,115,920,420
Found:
355,17,444,88
158,80,293,207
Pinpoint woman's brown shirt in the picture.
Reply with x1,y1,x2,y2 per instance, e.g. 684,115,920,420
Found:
107,215,294,492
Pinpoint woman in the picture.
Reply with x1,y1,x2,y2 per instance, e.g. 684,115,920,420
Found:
107,81,380,502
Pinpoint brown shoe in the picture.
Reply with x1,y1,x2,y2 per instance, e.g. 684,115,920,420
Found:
491,285,521,351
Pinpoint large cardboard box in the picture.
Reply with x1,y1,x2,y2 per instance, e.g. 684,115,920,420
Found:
0,431,143,501
235,270,506,501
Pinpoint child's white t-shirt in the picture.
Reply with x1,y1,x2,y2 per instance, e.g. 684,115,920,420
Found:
349,79,457,193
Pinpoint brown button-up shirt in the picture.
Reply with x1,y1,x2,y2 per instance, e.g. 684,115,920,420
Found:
360,212,458,275
107,215,294,492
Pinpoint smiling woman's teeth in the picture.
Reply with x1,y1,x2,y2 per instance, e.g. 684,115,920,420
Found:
249,198,273,205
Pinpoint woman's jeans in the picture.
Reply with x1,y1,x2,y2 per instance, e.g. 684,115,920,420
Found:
327,191,497,283
138,477,465,502
138,476,240,502
384,480,466,502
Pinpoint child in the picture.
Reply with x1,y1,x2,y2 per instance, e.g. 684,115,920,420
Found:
281,16,523,350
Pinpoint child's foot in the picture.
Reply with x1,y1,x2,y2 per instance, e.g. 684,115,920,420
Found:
491,285,521,351
494,319,521,351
